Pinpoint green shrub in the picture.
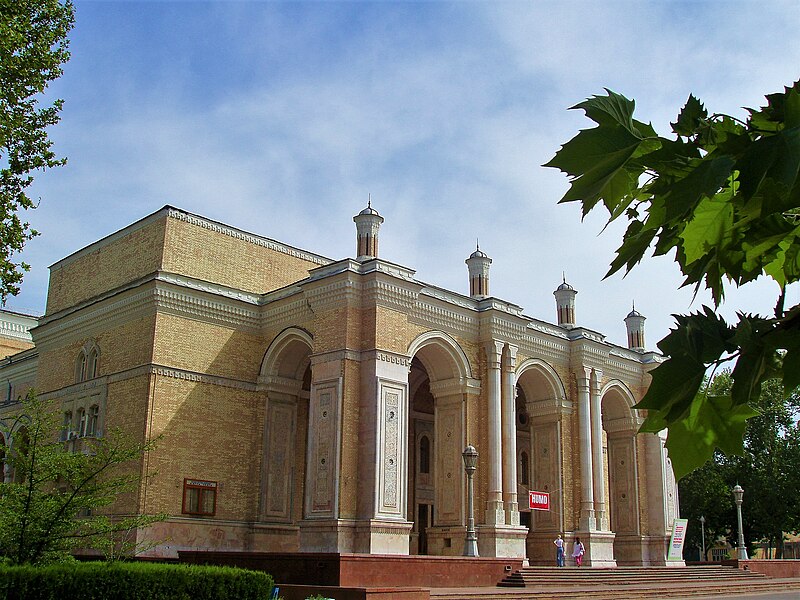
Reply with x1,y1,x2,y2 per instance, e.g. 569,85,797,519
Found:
0,561,274,600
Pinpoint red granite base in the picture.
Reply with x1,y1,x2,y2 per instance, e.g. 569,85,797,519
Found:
179,551,523,588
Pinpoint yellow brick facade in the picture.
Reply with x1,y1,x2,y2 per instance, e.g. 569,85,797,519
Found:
0,205,677,566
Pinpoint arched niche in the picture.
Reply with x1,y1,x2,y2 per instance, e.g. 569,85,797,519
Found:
600,380,642,544
515,358,567,552
406,331,475,555
258,327,314,524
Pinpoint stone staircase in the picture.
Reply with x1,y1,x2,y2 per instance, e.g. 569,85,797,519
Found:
429,565,800,599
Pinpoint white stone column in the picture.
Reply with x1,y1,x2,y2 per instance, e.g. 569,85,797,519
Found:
502,344,519,525
590,368,608,531
485,341,505,525
577,367,596,530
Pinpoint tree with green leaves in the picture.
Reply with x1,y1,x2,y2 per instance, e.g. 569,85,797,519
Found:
0,393,164,565
0,0,74,303
679,373,800,559
546,81,800,478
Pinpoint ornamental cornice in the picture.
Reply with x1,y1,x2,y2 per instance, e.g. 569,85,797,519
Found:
150,365,256,391
302,277,362,311
154,284,261,332
605,415,642,434
429,376,479,398
33,287,156,349
0,313,37,342
156,272,261,305
166,208,331,266
261,298,314,333
365,350,411,368
256,374,303,395
363,278,419,311
526,396,574,418
410,298,479,338
310,349,362,365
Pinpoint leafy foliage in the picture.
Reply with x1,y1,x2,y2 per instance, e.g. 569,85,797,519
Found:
546,82,800,478
679,374,800,558
0,562,275,600
0,393,165,565
0,0,74,302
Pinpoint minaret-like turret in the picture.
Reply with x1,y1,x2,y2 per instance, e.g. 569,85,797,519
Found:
353,198,384,260
466,243,491,299
553,275,577,328
625,303,646,352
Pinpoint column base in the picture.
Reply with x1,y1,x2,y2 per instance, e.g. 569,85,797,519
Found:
477,525,528,558
485,500,506,527
577,530,616,567
354,519,413,554
299,519,357,553
504,500,520,526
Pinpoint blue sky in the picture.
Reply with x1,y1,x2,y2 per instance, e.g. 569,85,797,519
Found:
12,0,800,351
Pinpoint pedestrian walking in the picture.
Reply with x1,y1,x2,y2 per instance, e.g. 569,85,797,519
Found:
572,536,585,567
554,534,565,566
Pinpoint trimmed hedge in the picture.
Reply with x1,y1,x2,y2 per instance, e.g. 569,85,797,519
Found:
0,561,275,600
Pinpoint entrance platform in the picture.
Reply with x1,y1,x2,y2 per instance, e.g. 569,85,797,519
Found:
179,553,800,600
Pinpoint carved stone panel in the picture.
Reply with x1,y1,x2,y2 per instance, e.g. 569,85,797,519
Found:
531,421,560,531
263,398,297,521
608,434,639,535
434,401,462,527
376,381,407,518
305,379,341,518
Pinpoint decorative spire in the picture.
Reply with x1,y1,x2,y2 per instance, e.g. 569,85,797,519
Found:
553,275,577,328
466,243,492,298
353,199,384,260
625,301,646,352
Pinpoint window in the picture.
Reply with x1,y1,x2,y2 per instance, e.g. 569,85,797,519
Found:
182,479,217,516
77,408,87,438
62,411,73,441
419,435,430,474
75,353,87,383
87,405,99,437
520,451,530,486
88,349,99,379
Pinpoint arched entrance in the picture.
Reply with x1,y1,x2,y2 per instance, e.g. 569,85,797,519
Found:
406,332,473,556
600,381,641,563
258,328,313,533
515,359,567,563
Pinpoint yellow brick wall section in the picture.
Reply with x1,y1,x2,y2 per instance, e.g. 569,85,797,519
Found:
46,217,167,315
140,376,263,520
339,358,360,519
162,215,320,294
152,313,263,381
0,339,33,359
105,374,151,515
36,315,156,393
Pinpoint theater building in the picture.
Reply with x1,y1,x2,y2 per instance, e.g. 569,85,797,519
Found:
0,205,679,565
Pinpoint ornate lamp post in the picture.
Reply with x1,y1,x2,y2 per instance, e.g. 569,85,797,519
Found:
732,484,748,560
699,515,706,561
462,445,479,557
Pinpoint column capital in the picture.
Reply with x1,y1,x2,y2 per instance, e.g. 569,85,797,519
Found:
485,340,503,368
503,344,518,372
590,367,603,389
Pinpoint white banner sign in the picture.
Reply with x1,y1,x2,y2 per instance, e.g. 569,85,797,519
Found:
668,518,689,561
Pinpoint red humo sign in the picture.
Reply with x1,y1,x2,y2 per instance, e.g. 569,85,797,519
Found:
529,490,550,511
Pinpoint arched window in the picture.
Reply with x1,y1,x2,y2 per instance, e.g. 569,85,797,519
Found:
520,451,530,486
77,408,87,438
75,353,87,383
62,411,73,441
88,349,99,379
419,435,430,474
87,405,99,437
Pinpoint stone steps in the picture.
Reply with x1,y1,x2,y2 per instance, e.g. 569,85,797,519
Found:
498,565,765,587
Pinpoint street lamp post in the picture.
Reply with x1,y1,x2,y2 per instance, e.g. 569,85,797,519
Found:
462,445,479,557
732,484,748,560
699,515,706,561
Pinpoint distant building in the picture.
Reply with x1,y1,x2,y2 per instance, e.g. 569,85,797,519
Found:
0,205,679,565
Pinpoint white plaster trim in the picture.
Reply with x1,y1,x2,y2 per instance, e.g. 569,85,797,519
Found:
260,327,314,378
157,272,261,305
515,358,568,402
406,330,473,380
0,312,37,342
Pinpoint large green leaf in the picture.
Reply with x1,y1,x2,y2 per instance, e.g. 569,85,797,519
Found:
680,195,735,265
